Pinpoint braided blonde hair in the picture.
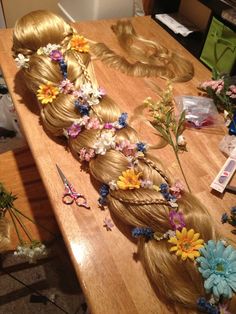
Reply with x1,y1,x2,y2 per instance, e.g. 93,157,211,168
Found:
12,10,236,313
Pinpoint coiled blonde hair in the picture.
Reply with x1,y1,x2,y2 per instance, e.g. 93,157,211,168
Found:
12,10,236,313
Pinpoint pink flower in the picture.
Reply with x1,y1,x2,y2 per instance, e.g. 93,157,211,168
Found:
170,180,184,199
226,85,236,99
103,217,114,231
200,79,224,94
59,79,74,94
67,123,81,138
219,303,231,314
98,87,106,97
85,117,101,129
103,122,114,130
169,210,186,231
116,140,136,157
79,147,95,162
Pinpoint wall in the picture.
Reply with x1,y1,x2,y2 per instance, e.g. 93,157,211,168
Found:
2,0,61,27
179,0,211,31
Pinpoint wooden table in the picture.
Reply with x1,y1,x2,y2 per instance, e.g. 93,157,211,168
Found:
0,16,235,314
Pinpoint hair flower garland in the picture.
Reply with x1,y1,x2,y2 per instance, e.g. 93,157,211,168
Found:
197,297,220,314
197,240,236,301
132,227,176,242
93,130,116,155
59,79,75,94
67,122,82,138
79,147,95,162
117,169,142,190
14,53,30,68
169,210,186,231
37,43,61,56
168,227,204,261
69,35,89,53
74,83,106,115
37,83,59,105
50,49,63,62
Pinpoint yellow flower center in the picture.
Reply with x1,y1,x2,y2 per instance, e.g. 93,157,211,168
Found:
216,263,224,272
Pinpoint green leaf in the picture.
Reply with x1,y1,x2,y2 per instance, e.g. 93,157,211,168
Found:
176,110,186,138
152,125,170,142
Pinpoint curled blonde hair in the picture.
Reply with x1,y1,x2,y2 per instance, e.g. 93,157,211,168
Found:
91,20,194,82
12,10,236,313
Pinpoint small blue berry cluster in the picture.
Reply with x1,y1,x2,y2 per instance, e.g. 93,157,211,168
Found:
136,142,147,153
160,183,176,202
98,184,110,206
132,227,154,240
59,59,67,79
197,298,219,314
118,112,128,128
221,206,236,227
74,100,90,116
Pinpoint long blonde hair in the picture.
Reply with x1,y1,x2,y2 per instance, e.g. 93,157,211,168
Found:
91,19,194,82
12,10,236,313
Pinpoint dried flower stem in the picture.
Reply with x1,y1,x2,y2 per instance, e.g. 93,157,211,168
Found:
8,209,23,244
10,208,32,242
12,206,57,237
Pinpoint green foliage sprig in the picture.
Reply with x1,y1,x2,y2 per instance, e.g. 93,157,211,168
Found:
144,82,191,192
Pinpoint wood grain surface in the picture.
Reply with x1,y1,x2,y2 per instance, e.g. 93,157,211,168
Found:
0,16,235,314
0,147,59,250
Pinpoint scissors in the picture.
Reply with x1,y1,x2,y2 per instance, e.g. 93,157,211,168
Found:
56,164,90,209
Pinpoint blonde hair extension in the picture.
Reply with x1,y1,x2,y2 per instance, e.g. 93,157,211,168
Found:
90,20,194,82
12,10,236,314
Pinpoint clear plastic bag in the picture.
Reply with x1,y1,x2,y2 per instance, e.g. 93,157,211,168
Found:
175,96,221,128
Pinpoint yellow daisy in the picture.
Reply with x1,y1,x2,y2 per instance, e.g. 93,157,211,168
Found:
37,83,59,105
69,35,89,53
117,169,142,190
168,227,204,261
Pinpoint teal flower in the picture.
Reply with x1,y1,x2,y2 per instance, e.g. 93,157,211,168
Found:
197,240,236,300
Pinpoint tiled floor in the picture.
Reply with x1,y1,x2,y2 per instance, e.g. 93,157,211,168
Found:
0,240,87,314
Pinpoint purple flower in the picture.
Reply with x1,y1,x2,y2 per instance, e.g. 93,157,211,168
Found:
50,50,63,62
67,123,82,138
169,210,185,231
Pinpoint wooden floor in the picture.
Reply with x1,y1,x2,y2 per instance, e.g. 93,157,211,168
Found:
0,146,59,251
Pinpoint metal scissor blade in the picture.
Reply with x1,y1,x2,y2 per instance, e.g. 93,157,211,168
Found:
56,164,70,186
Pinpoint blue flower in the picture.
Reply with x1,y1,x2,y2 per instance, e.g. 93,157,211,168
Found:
231,206,236,215
75,101,90,116
59,60,67,79
197,240,236,301
221,213,229,224
132,227,154,240
160,183,168,193
98,184,110,206
136,142,147,153
99,184,109,197
197,297,219,314
118,112,128,128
